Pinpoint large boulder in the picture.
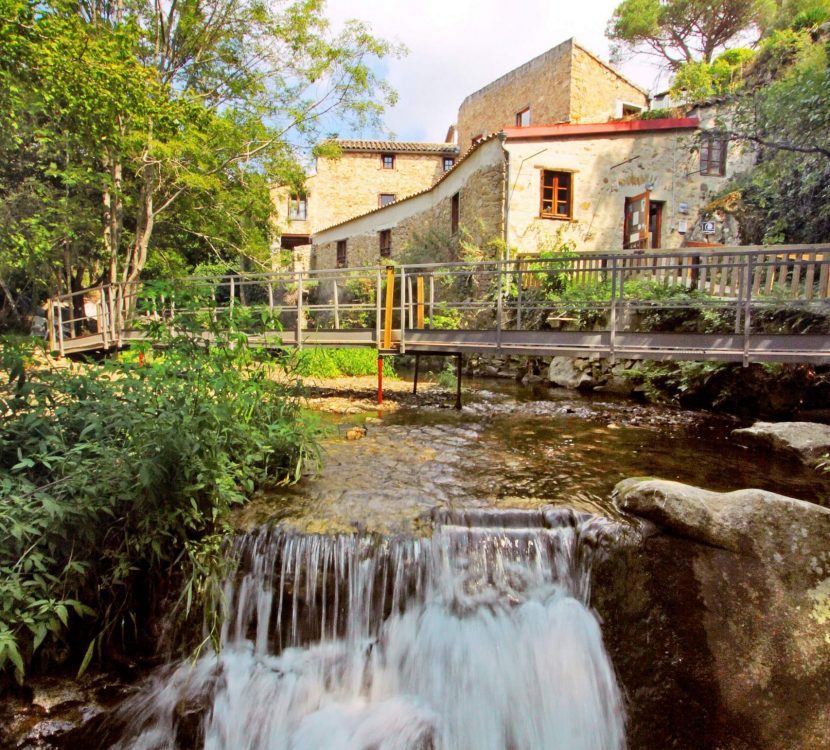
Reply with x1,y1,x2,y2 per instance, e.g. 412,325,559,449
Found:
610,478,830,750
547,356,595,390
732,421,830,466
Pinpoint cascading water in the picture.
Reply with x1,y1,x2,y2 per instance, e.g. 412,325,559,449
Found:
112,508,626,750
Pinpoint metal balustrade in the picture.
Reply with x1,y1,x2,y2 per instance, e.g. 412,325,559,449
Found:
48,245,830,365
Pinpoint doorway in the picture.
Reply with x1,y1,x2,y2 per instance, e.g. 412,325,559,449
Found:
649,201,664,249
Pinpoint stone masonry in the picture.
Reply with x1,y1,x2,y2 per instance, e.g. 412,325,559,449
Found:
272,143,458,242
313,137,506,270
505,121,753,253
456,39,647,149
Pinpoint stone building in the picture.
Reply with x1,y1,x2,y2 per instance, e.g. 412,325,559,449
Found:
311,115,754,268
271,140,459,251
274,37,756,267
456,39,648,150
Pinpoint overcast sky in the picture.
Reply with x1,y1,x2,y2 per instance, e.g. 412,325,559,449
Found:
324,0,670,143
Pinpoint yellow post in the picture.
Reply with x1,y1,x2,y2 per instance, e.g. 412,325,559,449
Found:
383,265,395,350
416,276,425,329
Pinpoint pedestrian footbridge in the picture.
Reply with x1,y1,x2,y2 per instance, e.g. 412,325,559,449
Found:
49,245,830,366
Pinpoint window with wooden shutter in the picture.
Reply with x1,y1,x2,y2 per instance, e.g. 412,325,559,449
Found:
336,240,347,268
379,230,392,258
540,170,573,220
451,193,459,234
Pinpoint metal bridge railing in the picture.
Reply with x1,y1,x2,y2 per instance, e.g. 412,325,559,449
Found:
49,245,830,361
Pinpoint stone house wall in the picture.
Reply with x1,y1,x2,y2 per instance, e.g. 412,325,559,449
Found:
569,45,648,123
271,149,456,240
505,123,754,254
456,39,648,149
312,137,506,271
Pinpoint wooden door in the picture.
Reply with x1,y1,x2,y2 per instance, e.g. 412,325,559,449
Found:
624,191,650,251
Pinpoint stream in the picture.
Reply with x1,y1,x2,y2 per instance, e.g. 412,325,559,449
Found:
8,378,829,749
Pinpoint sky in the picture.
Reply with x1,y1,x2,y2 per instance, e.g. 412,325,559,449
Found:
324,0,670,143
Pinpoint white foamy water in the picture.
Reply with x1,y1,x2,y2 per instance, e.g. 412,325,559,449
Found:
112,510,626,750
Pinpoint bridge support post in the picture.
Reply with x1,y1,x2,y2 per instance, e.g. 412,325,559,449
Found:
377,355,383,405
609,256,618,363
455,353,462,410
413,354,420,395
743,253,753,367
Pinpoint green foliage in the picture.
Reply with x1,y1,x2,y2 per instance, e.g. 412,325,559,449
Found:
607,0,766,67
729,35,830,243
294,348,396,379
0,326,319,681
0,0,398,314
436,361,458,389
766,0,830,30
669,48,754,101
640,108,673,120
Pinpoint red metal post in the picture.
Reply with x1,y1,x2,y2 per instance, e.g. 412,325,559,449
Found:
377,355,383,405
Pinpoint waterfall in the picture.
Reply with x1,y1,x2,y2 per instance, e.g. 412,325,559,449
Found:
112,509,626,750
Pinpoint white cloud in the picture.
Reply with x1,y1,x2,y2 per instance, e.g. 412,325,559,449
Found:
323,0,670,142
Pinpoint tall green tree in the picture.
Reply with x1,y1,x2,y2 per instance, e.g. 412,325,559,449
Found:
607,0,768,68
0,0,397,313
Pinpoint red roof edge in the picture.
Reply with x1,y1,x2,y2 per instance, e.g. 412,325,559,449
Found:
503,117,700,140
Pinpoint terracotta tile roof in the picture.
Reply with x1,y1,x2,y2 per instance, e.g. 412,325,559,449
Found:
314,133,503,235
502,117,700,140
332,139,460,155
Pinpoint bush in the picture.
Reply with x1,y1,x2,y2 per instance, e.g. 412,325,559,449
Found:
293,347,396,378
0,326,319,682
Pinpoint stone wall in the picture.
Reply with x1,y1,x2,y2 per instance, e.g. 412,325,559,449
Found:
505,125,753,254
456,39,648,150
569,45,647,122
271,151,453,239
312,137,506,271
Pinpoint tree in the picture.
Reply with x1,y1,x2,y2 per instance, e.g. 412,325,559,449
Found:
607,0,767,68
0,0,398,318
725,31,830,242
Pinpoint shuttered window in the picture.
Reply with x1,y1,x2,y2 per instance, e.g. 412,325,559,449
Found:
379,230,392,258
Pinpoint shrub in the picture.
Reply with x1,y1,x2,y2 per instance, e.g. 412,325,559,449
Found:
0,325,319,682
293,347,396,378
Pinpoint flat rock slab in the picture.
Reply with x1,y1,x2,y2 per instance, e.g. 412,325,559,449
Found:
732,421,830,466
614,477,830,560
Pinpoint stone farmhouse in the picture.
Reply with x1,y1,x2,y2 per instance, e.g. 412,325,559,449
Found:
271,38,752,270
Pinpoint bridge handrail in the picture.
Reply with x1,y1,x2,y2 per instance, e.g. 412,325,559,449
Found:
48,245,830,361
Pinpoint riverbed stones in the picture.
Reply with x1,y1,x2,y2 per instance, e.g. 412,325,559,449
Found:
732,421,830,466
611,477,830,750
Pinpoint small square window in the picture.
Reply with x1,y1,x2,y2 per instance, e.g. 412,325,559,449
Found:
516,107,531,127
379,229,391,258
336,240,347,268
700,132,727,176
540,170,573,220
381,153,395,169
443,157,455,172
451,193,459,234
379,193,396,207
288,194,307,221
